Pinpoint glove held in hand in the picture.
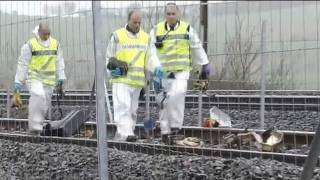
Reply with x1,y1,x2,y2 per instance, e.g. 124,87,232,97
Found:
107,57,128,76
11,92,22,109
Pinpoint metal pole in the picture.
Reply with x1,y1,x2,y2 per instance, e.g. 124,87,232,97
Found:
48,105,52,120
92,1,108,180
143,28,151,137
145,75,150,123
104,83,114,123
198,90,203,127
260,20,266,130
300,122,320,180
200,0,208,52
144,74,151,137
6,89,10,118
198,0,208,127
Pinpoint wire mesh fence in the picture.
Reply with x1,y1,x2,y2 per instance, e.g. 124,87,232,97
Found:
0,1,99,179
0,1,320,180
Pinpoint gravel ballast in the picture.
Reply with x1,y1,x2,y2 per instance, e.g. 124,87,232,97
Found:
1,139,320,180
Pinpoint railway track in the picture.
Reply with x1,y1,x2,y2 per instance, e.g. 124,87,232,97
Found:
0,117,316,166
0,131,311,166
1,90,320,110
3,89,320,95
0,90,319,166
0,118,313,145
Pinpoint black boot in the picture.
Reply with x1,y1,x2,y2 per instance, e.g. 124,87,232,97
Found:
171,128,183,135
161,134,172,145
153,125,162,138
126,135,138,142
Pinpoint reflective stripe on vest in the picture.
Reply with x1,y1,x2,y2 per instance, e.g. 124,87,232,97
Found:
155,21,191,72
156,34,189,41
31,50,57,56
28,37,58,87
110,28,149,87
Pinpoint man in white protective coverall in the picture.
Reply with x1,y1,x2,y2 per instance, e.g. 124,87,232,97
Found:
149,2,211,144
13,23,66,136
105,10,164,142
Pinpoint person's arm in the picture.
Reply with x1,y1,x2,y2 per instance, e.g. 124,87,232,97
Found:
14,42,32,86
189,26,211,79
188,26,209,66
149,28,157,50
146,30,161,73
56,43,66,81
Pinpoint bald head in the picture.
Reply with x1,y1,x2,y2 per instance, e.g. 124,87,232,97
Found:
127,10,141,33
38,23,50,41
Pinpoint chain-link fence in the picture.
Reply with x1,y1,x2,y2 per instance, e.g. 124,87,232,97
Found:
0,1,99,179
0,1,320,179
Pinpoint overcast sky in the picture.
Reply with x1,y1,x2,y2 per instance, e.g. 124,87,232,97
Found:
0,1,225,16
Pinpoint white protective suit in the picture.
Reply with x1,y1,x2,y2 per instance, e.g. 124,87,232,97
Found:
149,22,209,135
105,25,161,141
14,25,66,132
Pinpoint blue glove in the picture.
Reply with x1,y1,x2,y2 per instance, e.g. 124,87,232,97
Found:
154,66,164,79
111,67,123,77
57,79,64,86
200,64,211,79
14,83,22,92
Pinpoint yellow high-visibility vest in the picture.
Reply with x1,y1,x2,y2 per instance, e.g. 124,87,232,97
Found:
155,20,191,72
111,28,149,87
28,37,58,87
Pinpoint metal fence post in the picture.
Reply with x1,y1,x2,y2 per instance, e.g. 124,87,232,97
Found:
6,89,10,118
260,20,266,130
145,76,151,132
198,91,203,127
198,0,208,127
300,122,320,180
92,1,109,180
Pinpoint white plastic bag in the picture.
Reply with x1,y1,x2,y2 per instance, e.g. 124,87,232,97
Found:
210,106,232,127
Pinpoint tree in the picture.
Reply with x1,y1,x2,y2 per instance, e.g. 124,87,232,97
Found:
42,2,77,16
142,6,158,31
215,12,260,86
267,42,294,89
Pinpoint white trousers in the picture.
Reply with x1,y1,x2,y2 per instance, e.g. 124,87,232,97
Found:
159,75,188,135
112,83,141,141
27,80,53,132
